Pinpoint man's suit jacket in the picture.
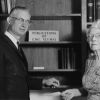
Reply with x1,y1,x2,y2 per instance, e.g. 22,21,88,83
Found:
0,33,42,100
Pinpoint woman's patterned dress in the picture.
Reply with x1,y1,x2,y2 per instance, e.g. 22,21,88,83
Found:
82,53,100,100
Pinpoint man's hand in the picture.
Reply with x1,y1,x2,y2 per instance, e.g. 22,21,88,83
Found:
42,77,60,88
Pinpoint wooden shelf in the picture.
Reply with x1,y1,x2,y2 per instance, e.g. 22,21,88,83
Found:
20,41,81,47
0,14,81,20
28,69,76,72
0,14,8,16
0,13,81,19
31,14,81,20
0,14,8,19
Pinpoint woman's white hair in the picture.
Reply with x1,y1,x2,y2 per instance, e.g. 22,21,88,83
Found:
87,19,100,36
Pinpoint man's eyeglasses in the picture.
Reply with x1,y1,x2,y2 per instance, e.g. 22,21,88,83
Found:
11,17,31,25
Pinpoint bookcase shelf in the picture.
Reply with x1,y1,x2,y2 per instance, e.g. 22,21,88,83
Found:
31,14,81,20
20,41,81,47
28,69,76,72
0,14,8,16
0,14,8,19
0,14,81,17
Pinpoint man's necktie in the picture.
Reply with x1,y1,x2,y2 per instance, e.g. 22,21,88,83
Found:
17,42,24,58
17,42,28,69
17,41,21,52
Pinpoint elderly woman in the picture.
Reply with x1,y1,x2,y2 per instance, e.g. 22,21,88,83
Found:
61,19,100,100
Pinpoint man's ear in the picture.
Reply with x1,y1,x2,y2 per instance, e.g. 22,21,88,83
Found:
7,17,12,24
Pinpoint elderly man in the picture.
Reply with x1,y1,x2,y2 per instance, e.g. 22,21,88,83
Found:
0,6,59,100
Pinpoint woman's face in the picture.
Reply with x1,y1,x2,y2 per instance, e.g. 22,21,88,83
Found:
87,28,100,51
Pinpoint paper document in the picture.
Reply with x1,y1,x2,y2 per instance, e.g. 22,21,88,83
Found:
45,92,61,96
30,92,61,100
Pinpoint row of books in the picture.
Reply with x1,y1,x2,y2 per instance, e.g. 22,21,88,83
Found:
87,0,100,22
58,48,76,70
0,0,16,14
26,47,78,71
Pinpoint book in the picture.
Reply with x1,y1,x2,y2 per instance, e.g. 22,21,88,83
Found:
7,0,16,14
11,0,16,9
1,0,6,14
71,48,75,69
87,0,94,22
7,0,11,13
67,48,71,69
95,0,100,19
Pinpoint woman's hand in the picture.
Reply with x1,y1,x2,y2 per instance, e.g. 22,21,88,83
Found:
61,89,81,100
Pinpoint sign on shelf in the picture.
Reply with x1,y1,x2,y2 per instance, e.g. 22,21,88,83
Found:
29,30,59,42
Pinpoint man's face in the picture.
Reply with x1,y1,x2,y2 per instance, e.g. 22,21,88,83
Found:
11,10,31,37
87,28,100,51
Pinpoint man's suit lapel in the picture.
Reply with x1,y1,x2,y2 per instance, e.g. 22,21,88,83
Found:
2,34,28,68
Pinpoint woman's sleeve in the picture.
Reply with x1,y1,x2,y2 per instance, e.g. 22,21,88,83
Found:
78,87,88,96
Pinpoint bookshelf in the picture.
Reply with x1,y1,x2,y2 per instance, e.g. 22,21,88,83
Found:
0,0,87,87
18,0,82,87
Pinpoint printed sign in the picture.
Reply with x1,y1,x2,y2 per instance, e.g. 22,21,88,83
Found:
29,30,59,41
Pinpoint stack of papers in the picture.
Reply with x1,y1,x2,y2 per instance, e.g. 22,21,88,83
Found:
30,91,61,100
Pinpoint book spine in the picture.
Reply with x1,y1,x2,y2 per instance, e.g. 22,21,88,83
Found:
95,0,100,19
58,48,62,69
7,0,11,14
61,48,65,69
1,0,6,14
11,0,16,9
71,48,75,69
67,48,71,69
87,0,94,22
94,0,96,20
